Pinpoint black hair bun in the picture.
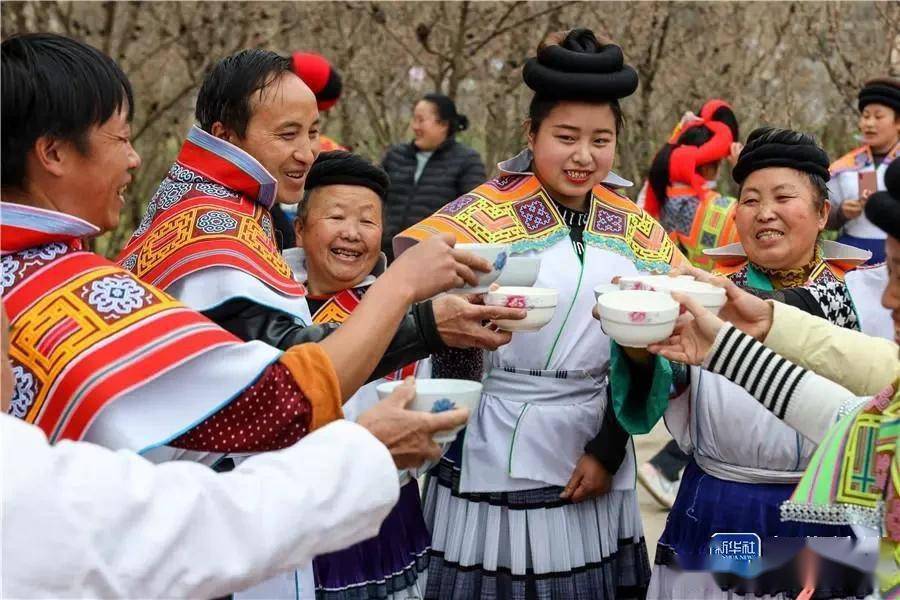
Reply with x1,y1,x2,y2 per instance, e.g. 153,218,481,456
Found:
456,114,469,132
522,28,638,101
732,127,830,185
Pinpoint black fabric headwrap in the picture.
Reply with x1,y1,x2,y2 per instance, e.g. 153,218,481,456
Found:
305,150,390,201
522,29,638,100
865,159,900,240
732,127,830,185
857,79,900,114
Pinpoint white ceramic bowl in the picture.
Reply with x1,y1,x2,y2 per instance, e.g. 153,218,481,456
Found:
618,275,726,315
595,290,679,348
674,280,727,315
375,378,481,443
485,286,558,331
451,243,510,293
593,283,621,301
495,256,541,287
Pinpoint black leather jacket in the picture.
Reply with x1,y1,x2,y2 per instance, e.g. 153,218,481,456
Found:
203,298,446,382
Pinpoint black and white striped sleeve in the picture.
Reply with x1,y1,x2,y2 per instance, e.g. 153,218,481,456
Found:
702,324,865,444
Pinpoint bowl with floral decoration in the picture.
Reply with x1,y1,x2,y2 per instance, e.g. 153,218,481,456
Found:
594,289,679,348
618,274,726,315
484,286,558,332
376,378,483,443
450,243,510,293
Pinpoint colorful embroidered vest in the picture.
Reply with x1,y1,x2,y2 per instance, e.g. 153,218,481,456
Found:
395,172,684,273
1,202,239,442
660,184,739,271
117,126,305,297
308,287,418,381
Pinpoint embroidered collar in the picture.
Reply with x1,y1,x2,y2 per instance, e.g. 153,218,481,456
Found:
753,245,822,289
497,148,633,189
177,126,278,209
0,202,99,255
282,246,386,290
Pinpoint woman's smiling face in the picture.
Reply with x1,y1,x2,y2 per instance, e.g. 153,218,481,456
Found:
735,167,829,270
527,101,617,209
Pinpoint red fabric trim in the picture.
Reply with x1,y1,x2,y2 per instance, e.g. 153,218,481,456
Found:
4,247,243,442
178,140,261,201
118,193,305,298
4,252,96,318
643,185,663,219
57,319,236,441
0,224,75,254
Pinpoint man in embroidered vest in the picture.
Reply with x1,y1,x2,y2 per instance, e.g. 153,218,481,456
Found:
119,49,523,384
0,35,477,596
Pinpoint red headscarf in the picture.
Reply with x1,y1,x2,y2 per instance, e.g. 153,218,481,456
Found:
643,101,736,218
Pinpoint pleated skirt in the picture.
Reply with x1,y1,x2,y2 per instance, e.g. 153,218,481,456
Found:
421,444,651,600
314,479,431,600
648,461,871,600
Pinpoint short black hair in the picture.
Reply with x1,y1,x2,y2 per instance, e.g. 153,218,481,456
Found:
196,49,294,137
1,33,134,189
528,94,624,136
298,151,390,222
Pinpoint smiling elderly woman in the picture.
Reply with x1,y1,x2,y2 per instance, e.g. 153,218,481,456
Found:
286,151,467,599
642,128,875,599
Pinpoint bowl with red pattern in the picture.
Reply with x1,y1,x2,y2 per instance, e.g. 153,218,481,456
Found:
484,286,558,332
595,289,679,348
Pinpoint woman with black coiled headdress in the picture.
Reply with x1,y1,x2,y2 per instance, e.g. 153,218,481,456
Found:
395,28,686,599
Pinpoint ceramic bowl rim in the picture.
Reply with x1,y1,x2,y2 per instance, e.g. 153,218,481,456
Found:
597,289,679,321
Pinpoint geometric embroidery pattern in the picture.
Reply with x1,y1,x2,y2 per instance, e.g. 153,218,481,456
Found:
3,238,240,443
397,173,683,270
660,186,739,271
7,252,171,427
127,197,294,284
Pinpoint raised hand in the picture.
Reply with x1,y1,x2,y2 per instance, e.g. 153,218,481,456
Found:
383,234,492,303
647,291,726,364
356,377,469,470
432,292,525,351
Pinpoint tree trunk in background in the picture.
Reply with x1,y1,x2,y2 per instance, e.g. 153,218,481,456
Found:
3,1,897,257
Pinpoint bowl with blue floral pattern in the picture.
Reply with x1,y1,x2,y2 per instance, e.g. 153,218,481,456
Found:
450,243,510,294
375,378,483,443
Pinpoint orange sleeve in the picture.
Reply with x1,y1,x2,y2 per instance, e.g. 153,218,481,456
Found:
278,343,343,431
